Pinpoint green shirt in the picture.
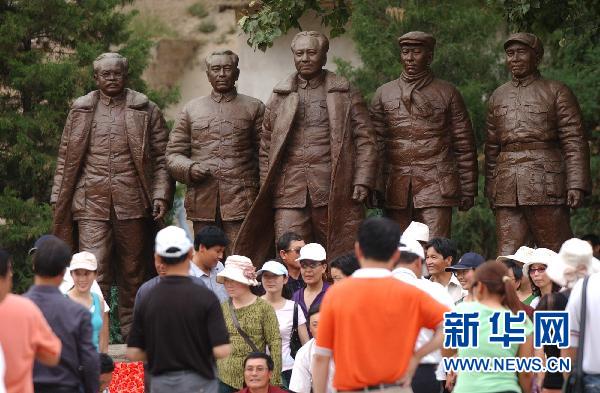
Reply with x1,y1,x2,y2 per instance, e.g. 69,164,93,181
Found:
217,297,282,389
453,301,533,393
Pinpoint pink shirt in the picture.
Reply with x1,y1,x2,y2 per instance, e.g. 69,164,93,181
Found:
0,294,61,393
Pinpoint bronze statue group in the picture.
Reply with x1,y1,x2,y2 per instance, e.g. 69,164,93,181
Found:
44,29,594,393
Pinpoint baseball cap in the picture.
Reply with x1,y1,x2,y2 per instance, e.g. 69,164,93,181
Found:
155,226,193,258
29,234,60,255
446,252,485,271
257,260,288,279
398,237,425,260
297,243,326,262
70,251,98,271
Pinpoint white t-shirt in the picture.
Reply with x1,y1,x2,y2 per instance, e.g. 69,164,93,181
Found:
276,300,306,371
0,343,6,393
566,273,600,374
60,268,110,312
393,267,454,380
289,338,335,393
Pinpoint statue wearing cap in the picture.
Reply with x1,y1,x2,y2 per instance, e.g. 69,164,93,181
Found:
485,33,591,255
370,31,477,238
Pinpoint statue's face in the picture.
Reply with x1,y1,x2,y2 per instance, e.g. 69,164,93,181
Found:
292,36,326,79
505,42,538,79
206,54,239,93
400,44,432,76
94,58,126,97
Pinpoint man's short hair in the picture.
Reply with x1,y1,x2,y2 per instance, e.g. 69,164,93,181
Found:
357,217,401,262
276,232,303,253
32,236,71,277
244,352,274,371
205,50,239,69
425,237,458,265
330,253,360,276
502,259,524,281
581,233,600,247
194,226,230,251
307,301,320,321
93,52,129,75
291,31,329,53
99,353,115,374
0,249,11,277
397,251,420,264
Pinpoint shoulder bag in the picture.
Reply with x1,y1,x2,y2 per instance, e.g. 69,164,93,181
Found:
563,275,589,393
290,301,302,359
228,298,259,353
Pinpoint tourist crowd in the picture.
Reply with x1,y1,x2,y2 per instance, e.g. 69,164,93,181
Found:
0,221,599,393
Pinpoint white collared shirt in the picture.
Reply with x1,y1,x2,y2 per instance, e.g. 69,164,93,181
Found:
289,338,335,393
189,261,228,302
431,273,467,304
351,267,392,279
393,267,454,379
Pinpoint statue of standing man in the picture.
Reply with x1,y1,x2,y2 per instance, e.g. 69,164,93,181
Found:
167,50,265,252
235,31,377,264
370,31,478,238
485,33,591,255
51,53,174,338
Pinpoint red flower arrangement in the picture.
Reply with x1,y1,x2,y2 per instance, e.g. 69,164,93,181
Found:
108,361,145,392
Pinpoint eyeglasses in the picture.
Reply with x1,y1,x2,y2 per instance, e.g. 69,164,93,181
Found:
529,266,547,275
300,261,323,269
285,248,302,254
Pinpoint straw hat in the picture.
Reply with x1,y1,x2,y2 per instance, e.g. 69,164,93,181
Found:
522,248,557,277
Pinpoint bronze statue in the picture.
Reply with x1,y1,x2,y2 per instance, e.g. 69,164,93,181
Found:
166,50,264,250
51,53,174,337
485,33,591,255
234,31,377,265
370,31,477,238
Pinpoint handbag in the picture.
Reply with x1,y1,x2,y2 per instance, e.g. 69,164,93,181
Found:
563,275,589,393
228,298,259,353
290,301,302,359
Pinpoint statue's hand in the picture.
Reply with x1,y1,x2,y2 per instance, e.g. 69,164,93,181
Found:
190,163,210,183
153,199,168,221
352,185,369,203
567,189,584,209
458,196,474,211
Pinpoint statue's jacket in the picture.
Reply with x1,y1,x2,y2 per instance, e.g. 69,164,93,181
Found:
234,70,377,265
51,89,174,247
484,73,591,206
166,90,265,222
370,76,478,210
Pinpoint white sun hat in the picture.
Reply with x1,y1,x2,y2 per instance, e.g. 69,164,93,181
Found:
522,247,558,277
546,238,600,288
496,246,536,266
401,221,429,243
216,255,259,286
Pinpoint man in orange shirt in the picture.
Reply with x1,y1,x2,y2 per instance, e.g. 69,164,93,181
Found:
0,249,61,393
313,217,448,393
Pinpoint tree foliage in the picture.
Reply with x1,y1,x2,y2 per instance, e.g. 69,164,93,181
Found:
239,0,351,51
0,0,177,292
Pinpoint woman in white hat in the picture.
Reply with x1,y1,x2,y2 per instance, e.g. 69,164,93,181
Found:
259,261,309,388
522,248,561,309
216,256,282,393
66,251,107,352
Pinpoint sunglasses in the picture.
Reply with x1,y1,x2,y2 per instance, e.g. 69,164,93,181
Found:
300,261,324,269
529,266,547,275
